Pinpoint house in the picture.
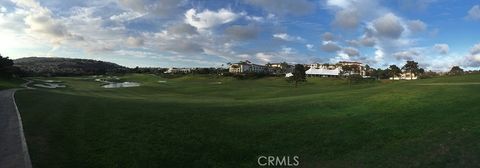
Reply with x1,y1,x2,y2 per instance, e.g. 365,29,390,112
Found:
229,60,267,73
306,61,367,77
337,61,366,76
164,67,192,74
390,72,417,80
266,62,293,74
306,63,341,77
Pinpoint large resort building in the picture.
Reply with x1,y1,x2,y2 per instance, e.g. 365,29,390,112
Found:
228,61,267,73
305,61,366,77
228,60,368,77
229,61,293,74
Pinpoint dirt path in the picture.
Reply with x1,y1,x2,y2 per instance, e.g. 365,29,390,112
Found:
0,89,32,168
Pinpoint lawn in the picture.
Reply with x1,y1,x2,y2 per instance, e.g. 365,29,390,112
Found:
0,77,24,90
15,74,480,167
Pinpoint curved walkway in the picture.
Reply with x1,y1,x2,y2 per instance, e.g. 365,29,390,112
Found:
0,86,32,168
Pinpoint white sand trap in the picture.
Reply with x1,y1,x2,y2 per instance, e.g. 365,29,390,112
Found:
102,82,140,88
158,80,167,83
34,83,66,89
42,80,62,83
416,82,480,86
210,82,222,85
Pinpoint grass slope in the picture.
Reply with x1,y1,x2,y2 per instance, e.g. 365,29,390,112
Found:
15,74,480,167
0,77,24,90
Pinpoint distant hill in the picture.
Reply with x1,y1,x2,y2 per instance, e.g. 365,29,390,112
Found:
14,57,129,76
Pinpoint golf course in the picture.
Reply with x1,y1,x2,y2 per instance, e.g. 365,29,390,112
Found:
9,74,480,167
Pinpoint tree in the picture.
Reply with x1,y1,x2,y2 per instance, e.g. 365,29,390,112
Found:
287,64,306,87
341,65,360,86
449,66,464,75
364,64,372,77
388,65,401,80
402,60,419,80
0,54,15,77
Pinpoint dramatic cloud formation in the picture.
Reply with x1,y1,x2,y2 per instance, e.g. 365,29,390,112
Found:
1,0,479,69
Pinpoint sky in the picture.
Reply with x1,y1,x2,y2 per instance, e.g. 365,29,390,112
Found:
0,0,480,70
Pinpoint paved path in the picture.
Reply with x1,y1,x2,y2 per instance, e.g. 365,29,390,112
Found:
0,88,32,168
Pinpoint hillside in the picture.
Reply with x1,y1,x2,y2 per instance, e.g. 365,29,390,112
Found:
14,57,129,76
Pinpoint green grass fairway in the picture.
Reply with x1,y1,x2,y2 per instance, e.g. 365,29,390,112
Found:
0,77,24,90
15,74,480,167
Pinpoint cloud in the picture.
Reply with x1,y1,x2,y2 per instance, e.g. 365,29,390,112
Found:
407,20,427,32
326,0,383,29
166,23,198,36
184,8,242,29
373,13,405,39
342,47,360,57
320,42,341,52
12,0,82,44
333,9,360,29
306,44,314,50
126,36,144,47
244,0,315,16
393,50,419,60
225,24,259,40
110,11,143,22
322,32,335,41
433,43,449,55
273,33,304,42
471,43,480,55
467,5,480,21
117,0,184,18
464,43,480,67
359,37,376,47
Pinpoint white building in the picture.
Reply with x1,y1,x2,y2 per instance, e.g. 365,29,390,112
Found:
390,72,417,80
306,61,366,77
337,61,366,76
306,63,341,77
229,61,267,73
164,67,191,74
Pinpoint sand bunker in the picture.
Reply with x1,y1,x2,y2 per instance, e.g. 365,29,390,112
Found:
158,80,167,83
34,83,66,89
102,82,141,88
